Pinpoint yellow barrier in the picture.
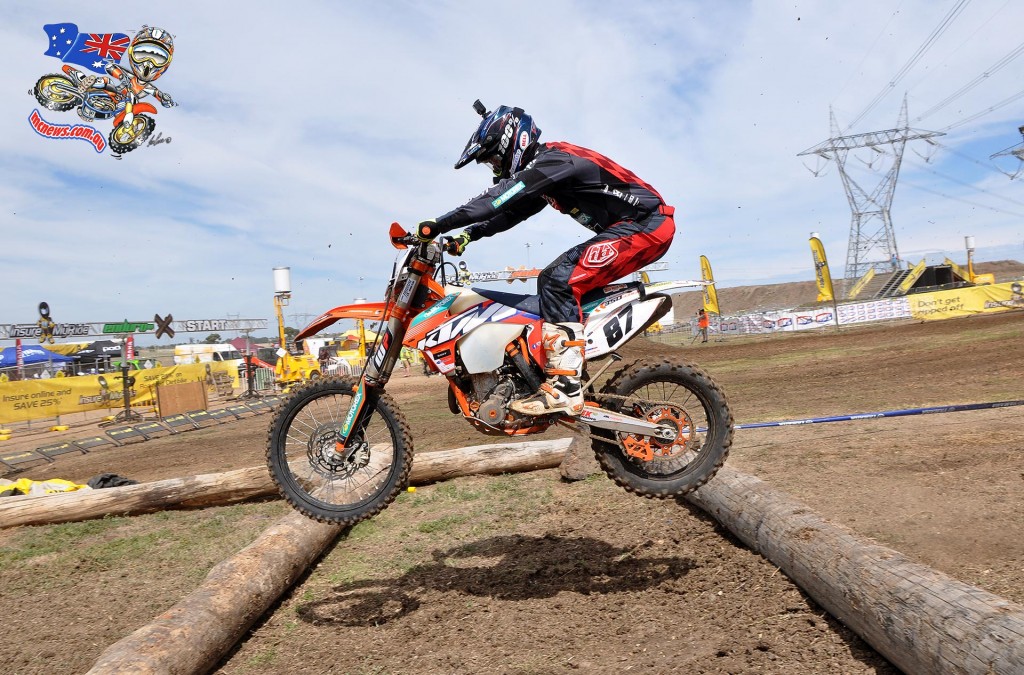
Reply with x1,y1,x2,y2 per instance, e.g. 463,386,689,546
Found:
907,281,1024,321
0,362,238,425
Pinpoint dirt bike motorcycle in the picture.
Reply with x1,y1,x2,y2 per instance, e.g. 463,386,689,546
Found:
266,224,733,525
32,64,169,154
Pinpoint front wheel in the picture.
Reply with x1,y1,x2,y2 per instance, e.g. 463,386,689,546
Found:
108,114,155,154
266,376,413,525
592,358,733,498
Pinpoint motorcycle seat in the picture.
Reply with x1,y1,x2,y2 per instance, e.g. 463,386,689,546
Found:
472,281,646,320
472,288,541,316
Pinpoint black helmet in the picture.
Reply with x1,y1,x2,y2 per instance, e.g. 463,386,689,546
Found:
455,100,541,179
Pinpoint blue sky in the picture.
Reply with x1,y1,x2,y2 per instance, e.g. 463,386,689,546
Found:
2,1,1023,340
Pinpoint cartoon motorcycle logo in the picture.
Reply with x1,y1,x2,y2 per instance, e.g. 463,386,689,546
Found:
32,26,176,155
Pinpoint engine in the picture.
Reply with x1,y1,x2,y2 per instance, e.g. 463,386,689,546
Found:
471,372,516,426
444,352,543,433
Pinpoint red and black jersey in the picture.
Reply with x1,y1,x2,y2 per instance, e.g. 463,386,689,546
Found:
434,142,666,241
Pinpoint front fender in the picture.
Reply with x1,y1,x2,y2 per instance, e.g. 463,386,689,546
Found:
296,302,387,343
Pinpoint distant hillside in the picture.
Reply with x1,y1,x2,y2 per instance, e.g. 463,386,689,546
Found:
669,259,1024,320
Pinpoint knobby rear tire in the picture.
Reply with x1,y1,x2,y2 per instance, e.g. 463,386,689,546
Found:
266,376,413,525
34,74,79,111
592,357,733,498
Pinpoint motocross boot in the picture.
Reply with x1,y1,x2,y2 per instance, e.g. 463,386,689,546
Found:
511,322,585,416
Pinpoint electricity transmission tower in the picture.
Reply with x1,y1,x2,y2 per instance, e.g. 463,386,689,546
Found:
798,98,943,288
990,125,1024,180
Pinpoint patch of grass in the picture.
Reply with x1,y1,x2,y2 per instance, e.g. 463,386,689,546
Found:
486,473,526,494
348,519,380,540
246,647,278,667
1,502,288,596
76,529,172,570
326,556,378,584
419,482,483,504
0,516,128,568
417,514,469,534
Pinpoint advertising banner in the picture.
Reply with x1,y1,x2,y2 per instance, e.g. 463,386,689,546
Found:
714,308,838,336
699,255,720,315
846,268,876,300
809,237,835,303
0,362,237,424
907,281,1024,321
837,297,912,325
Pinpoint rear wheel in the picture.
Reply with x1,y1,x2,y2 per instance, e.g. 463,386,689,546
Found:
591,358,732,498
266,376,413,524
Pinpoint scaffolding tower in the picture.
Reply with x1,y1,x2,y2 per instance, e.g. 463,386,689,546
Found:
798,99,943,290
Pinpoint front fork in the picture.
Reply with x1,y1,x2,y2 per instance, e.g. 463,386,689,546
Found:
337,247,435,447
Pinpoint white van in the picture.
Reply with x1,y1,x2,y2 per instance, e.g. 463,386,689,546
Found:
173,343,243,365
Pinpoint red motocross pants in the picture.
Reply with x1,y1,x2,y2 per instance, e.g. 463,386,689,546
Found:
537,205,676,323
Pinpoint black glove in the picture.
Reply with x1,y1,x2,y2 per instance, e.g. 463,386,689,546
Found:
442,231,471,256
416,219,438,242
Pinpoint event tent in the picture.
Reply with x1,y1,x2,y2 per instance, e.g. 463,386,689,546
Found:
0,345,74,366
70,340,124,362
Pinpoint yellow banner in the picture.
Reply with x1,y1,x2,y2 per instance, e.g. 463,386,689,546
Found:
0,362,237,424
43,343,89,356
699,255,721,315
907,281,1024,321
846,268,875,300
898,259,927,294
809,237,835,303
943,257,970,283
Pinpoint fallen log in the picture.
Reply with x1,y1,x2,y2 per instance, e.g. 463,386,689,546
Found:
82,438,571,673
17,438,1024,673
87,509,343,674
686,466,1024,675
0,438,572,528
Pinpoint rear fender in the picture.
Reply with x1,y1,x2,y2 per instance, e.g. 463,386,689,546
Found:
584,294,672,359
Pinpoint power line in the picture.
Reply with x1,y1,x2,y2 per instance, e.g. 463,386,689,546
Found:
847,0,971,131
904,0,1013,91
938,87,1024,131
832,0,906,104
915,40,1024,122
936,141,1004,171
907,158,1024,209
902,179,1024,219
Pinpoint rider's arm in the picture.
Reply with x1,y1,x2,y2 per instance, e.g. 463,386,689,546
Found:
433,147,576,235
464,198,547,240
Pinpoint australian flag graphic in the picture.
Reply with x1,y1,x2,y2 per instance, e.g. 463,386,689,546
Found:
43,23,130,74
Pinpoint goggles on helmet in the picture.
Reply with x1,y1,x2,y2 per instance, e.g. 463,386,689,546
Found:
131,41,170,66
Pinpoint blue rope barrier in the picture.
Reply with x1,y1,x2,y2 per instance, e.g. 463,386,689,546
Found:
733,399,1024,430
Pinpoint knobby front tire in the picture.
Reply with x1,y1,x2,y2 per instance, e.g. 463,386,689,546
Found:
266,376,413,525
592,357,733,498
108,114,155,154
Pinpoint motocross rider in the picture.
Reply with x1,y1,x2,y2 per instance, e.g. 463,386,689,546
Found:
417,101,675,417
91,26,176,123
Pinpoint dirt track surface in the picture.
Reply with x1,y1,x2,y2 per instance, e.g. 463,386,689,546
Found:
1,310,1022,673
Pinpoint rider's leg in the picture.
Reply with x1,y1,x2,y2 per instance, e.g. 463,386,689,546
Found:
512,211,676,417
510,322,586,415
